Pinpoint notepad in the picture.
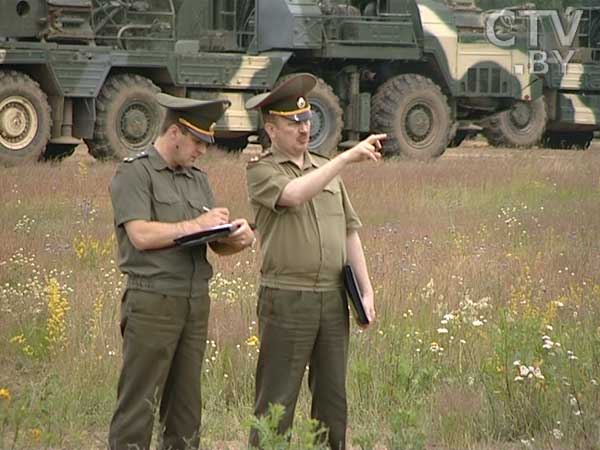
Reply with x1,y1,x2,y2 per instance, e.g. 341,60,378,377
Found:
174,223,240,248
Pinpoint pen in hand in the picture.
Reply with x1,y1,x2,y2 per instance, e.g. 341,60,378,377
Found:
201,206,255,230
201,206,231,228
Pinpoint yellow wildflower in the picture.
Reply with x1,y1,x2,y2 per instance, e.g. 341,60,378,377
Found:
46,277,70,349
9,334,25,344
0,388,11,401
30,428,42,443
246,335,259,347
78,160,88,177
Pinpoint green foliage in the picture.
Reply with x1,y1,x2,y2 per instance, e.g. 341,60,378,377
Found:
247,404,328,450
387,407,426,450
352,427,379,450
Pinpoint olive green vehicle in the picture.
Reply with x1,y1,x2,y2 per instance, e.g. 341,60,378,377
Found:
479,5,600,149
0,0,542,166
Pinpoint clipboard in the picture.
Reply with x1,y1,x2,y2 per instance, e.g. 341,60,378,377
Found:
174,223,240,248
342,264,369,325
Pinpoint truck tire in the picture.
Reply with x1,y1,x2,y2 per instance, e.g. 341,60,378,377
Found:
542,131,593,150
0,71,51,167
371,74,452,160
307,77,343,156
483,98,547,148
274,74,342,156
87,74,162,160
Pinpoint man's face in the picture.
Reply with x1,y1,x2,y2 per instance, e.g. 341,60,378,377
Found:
173,126,208,167
267,115,310,155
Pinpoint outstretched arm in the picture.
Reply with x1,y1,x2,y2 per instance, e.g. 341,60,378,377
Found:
278,134,386,207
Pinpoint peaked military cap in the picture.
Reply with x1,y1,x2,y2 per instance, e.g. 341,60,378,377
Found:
156,93,231,144
245,73,317,122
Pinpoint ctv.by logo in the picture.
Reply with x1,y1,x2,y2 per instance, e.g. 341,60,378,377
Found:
484,9,583,75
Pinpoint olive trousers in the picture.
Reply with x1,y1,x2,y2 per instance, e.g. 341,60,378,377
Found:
108,287,210,450
249,287,350,450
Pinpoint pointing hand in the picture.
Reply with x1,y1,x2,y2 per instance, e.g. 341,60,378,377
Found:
342,134,387,163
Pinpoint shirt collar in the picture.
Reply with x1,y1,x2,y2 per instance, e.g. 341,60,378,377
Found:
306,152,321,168
148,146,193,178
271,144,319,170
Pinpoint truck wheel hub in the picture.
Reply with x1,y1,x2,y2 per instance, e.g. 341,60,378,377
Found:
310,110,322,140
0,96,38,150
406,105,432,140
510,103,531,128
309,100,329,149
121,103,150,143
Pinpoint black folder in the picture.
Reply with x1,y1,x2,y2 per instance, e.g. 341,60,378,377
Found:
173,223,239,248
343,264,369,325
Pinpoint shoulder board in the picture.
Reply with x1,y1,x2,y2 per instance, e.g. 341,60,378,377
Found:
123,151,149,163
248,151,272,164
191,166,206,174
308,150,331,161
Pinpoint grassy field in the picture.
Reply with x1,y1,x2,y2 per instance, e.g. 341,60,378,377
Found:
1,146,599,450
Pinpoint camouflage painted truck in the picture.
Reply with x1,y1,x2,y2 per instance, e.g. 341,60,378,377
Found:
0,0,541,166
479,5,600,149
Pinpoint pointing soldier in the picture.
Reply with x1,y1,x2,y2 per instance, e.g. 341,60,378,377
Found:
245,73,386,450
108,93,255,450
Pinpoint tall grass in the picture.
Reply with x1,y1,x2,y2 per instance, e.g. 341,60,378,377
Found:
1,147,599,449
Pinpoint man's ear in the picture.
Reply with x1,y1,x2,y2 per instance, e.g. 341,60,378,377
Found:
264,121,276,141
167,124,180,139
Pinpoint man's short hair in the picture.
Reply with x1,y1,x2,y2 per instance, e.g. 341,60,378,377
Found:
262,113,277,125
159,109,181,135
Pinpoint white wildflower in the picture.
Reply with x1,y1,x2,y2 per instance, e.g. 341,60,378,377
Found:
569,395,578,407
552,428,563,440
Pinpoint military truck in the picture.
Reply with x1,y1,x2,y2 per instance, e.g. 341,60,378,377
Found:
0,0,541,166
479,5,600,149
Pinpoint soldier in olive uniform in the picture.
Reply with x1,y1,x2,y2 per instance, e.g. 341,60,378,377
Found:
108,93,255,450
245,74,386,450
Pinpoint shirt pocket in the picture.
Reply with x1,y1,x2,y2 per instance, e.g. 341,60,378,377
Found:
152,189,183,223
317,180,344,216
188,198,207,216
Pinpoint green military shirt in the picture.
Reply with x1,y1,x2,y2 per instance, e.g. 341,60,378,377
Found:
246,147,362,291
110,146,214,297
